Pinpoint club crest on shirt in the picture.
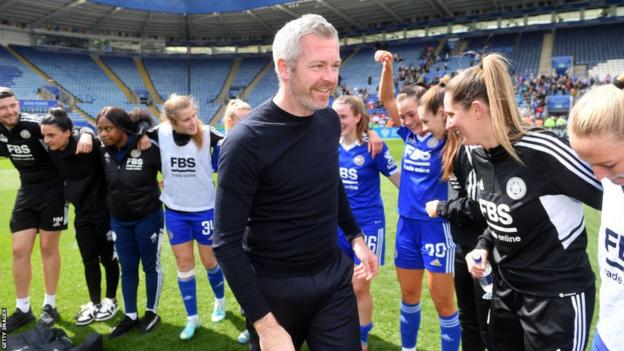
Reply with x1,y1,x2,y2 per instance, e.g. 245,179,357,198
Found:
130,149,141,158
506,177,527,200
353,155,365,166
20,129,31,139
427,137,439,148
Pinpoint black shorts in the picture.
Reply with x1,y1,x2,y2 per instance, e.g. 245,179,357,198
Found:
489,278,595,351
10,186,67,232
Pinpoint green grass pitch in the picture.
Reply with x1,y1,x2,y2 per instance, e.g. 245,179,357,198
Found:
0,139,601,350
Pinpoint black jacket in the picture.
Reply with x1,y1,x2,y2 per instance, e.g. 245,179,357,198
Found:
437,145,487,248
0,113,62,190
472,131,602,296
100,136,161,221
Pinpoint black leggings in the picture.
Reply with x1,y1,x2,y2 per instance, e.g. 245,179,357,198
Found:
454,246,491,351
74,211,120,304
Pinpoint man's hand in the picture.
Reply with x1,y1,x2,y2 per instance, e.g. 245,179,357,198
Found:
425,200,440,218
76,133,93,154
367,129,383,158
253,313,295,351
352,236,378,281
137,134,152,151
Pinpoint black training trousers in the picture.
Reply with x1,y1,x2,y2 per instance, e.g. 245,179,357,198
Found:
454,246,490,351
74,211,119,304
488,277,594,351
247,251,360,351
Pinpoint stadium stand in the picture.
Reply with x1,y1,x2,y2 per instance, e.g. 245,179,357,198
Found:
101,55,148,101
142,57,189,102
13,46,142,118
338,47,378,94
0,46,45,100
553,24,624,71
229,57,269,98
189,58,233,122
245,64,279,108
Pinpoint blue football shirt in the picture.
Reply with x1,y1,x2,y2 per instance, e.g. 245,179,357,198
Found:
339,139,398,220
397,126,448,220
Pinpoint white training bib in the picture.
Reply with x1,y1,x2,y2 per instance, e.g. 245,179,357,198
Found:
596,178,624,350
158,123,215,211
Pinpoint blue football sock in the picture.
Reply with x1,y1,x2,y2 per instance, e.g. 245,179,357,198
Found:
440,312,461,351
400,301,421,349
177,272,197,317
207,264,225,299
360,322,373,345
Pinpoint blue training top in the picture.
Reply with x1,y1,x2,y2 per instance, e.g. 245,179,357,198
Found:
397,126,447,221
339,139,399,220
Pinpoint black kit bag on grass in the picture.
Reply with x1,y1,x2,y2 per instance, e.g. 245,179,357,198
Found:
7,325,102,351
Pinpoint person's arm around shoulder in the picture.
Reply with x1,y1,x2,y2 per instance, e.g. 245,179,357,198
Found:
373,141,400,189
366,129,383,158
136,125,159,151
75,126,95,154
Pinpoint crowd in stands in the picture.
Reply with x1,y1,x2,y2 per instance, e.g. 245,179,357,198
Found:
335,46,618,137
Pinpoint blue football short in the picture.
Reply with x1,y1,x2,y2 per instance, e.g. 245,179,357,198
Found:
338,216,386,265
165,207,214,246
394,216,455,273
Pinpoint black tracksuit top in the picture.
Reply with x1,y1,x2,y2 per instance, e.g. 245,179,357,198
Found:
472,131,602,297
48,134,108,215
100,137,161,221
0,113,62,191
438,145,488,248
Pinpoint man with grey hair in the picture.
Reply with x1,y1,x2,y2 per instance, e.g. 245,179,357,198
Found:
214,14,378,351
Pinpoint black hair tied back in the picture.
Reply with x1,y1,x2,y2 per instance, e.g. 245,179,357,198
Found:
41,107,73,131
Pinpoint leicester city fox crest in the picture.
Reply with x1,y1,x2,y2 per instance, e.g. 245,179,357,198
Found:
427,137,439,149
506,177,527,200
130,149,141,158
353,155,365,166
20,129,31,139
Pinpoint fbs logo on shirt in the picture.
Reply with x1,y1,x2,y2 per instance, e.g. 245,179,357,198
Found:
404,145,431,161
605,228,624,274
171,157,196,175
